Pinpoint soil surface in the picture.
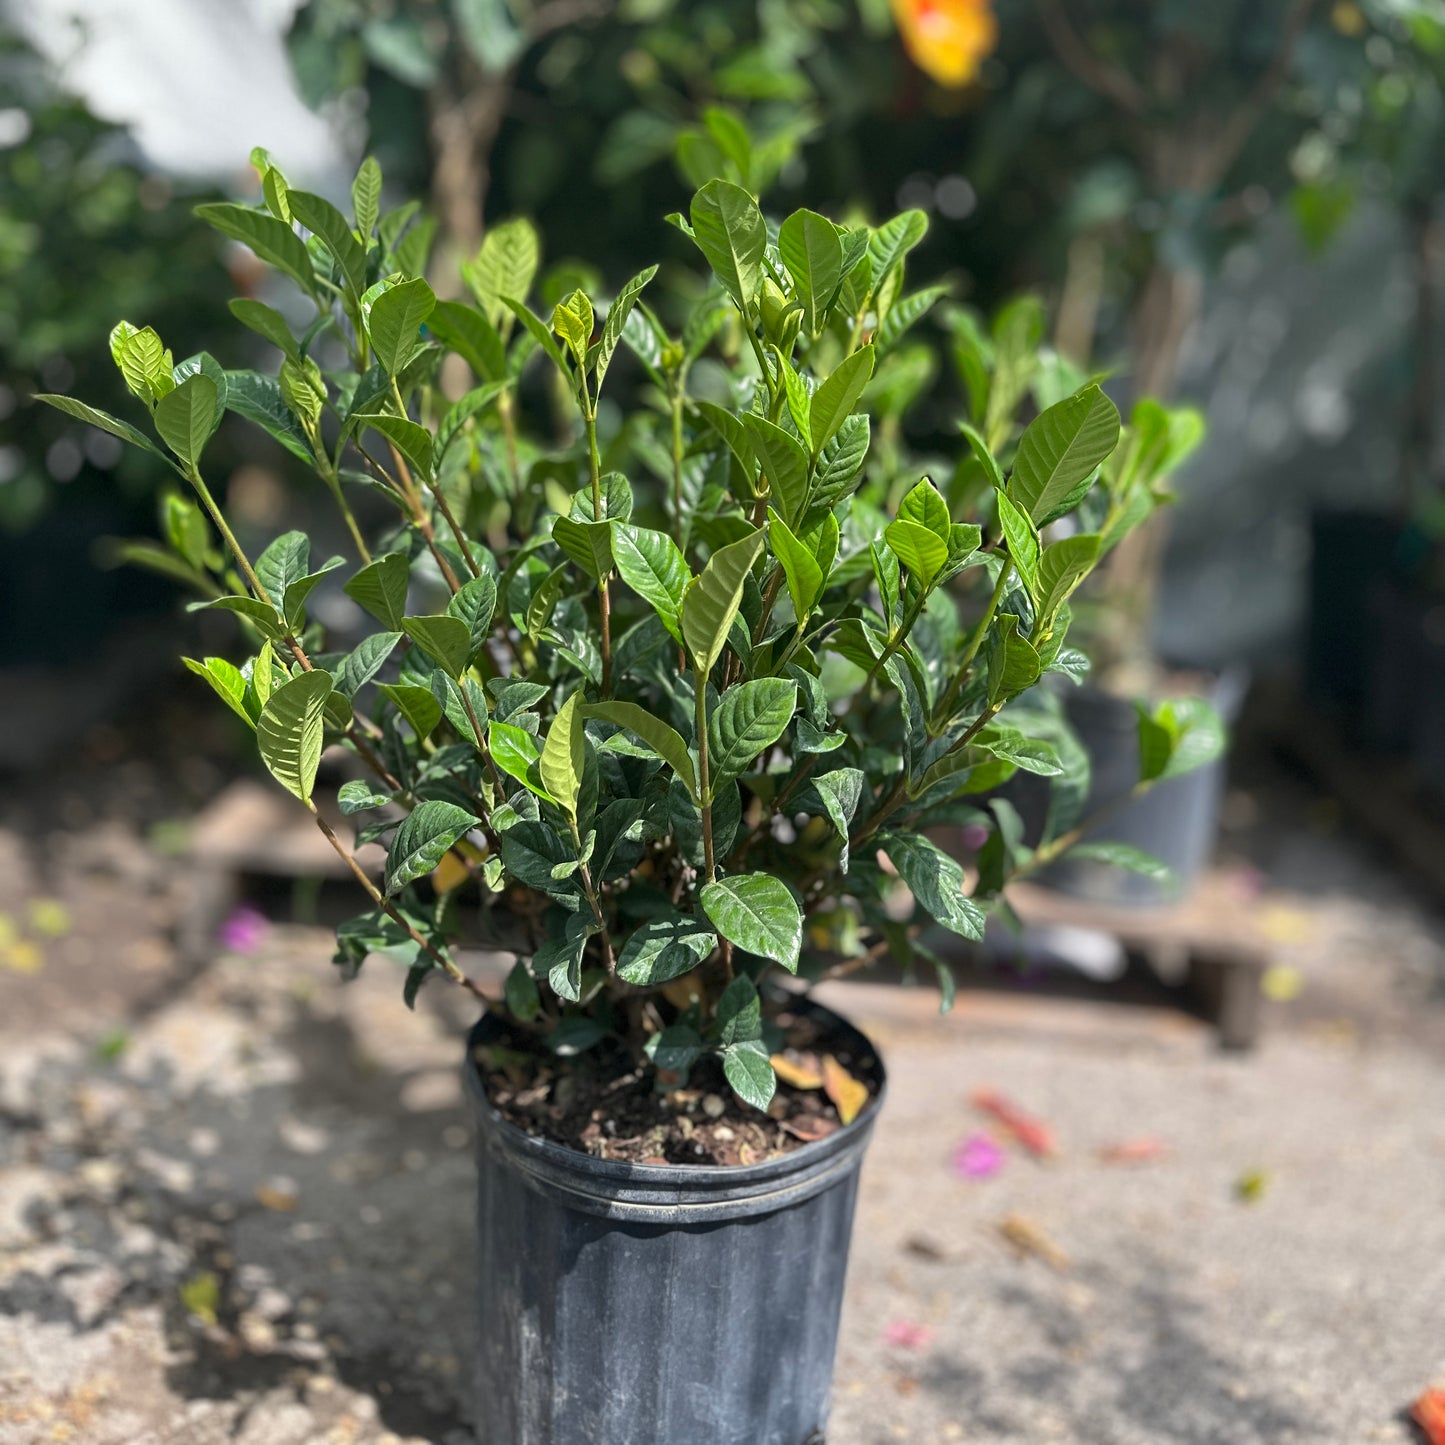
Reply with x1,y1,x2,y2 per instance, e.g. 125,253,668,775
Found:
478,1004,881,1166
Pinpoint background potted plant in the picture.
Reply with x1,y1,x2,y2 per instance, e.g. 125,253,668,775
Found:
40,150,1224,1443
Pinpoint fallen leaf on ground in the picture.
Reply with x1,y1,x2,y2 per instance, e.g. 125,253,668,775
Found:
431,849,471,893
179,1271,221,1326
1259,904,1314,945
1412,1386,1445,1444
771,1052,825,1089
781,1115,838,1143
822,1056,868,1125
255,1180,299,1211
1098,1137,1169,1164
882,1320,933,1349
904,1234,949,1261
998,1214,1070,1271
952,1132,1005,1179
27,898,72,938
972,1089,1056,1157
1235,1168,1270,1203
1261,965,1304,1002
1,940,42,974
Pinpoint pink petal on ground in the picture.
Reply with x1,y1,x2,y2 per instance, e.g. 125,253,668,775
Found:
218,905,268,953
882,1320,934,1349
952,1132,1005,1179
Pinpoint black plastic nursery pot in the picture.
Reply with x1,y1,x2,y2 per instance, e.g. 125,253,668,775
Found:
463,999,885,1445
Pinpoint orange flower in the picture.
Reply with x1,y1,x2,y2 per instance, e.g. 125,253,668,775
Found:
892,0,998,88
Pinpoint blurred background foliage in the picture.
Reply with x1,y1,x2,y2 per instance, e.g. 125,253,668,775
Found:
6,0,1445,669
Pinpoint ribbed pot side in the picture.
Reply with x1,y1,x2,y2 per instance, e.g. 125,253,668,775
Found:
463,1002,884,1445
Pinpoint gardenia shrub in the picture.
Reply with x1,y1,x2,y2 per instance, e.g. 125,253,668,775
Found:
41,150,1221,1115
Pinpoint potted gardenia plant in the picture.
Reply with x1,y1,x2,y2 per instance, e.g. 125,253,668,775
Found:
41,150,1222,1445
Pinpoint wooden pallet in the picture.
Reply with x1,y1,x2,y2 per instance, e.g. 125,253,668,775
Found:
1001,869,1271,1049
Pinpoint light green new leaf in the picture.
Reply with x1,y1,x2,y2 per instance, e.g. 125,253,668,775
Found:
552,515,614,580
616,914,717,984
768,508,824,622
594,265,658,388
583,701,697,799
403,614,471,679
896,477,950,539
183,657,253,728
427,301,505,382
884,518,947,588
344,552,410,630
809,346,874,457
708,678,797,782
612,524,690,643
689,179,767,311
355,412,433,479
743,416,809,529
489,721,550,798
539,691,585,823
1066,841,1174,882
994,488,1039,590
352,156,382,238
681,529,764,676
385,800,481,895
1034,533,1101,628
154,374,218,471
368,276,436,376
194,203,316,296
465,217,540,328
257,669,333,804
1010,384,1120,524
866,209,928,292
701,874,802,971
779,207,843,336
111,323,171,401
959,420,1005,490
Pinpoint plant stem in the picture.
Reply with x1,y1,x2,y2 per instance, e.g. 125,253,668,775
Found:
1008,781,1151,884
308,803,495,1005
391,379,479,581
584,403,613,695
670,385,685,547
694,675,715,884
932,561,1011,733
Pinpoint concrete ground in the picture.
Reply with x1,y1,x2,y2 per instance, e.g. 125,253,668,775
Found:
1,768,1444,1444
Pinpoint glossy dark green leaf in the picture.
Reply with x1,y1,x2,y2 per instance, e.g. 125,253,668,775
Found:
427,300,505,382
345,552,410,631
616,913,717,984
403,614,471,679
708,678,797,783
689,179,767,311
681,529,763,677
1010,385,1120,524
385,800,481,895
368,276,435,376
779,207,843,337
700,873,802,971
287,189,368,299
879,831,985,941
723,1042,775,1111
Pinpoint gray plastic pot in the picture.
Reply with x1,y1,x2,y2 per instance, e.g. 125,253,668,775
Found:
463,1000,884,1445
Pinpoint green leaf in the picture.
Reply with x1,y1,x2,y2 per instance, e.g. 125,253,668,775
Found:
190,594,284,638
880,831,985,941
256,670,333,804
583,701,697,799
403,614,471,679
897,477,951,539
689,179,767,311
616,914,717,984
256,531,310,602
552,515,614,580
368,276,436,376
182,656,253,728
723,1043,775,1111
1137,697,1227,783
352,156,382,238
646,1025,702,1077
779,208,843,337
809,346,874,457
385,800,481,895
681,529,764,676
154,375,217,471
465,217,540,328
504,298,571,376
344,552,410,630
282,557,344,631
809,767,864,872
701,874,802,971
224,371,313,462
427,301,505,382
338,779,393,814
743,416,809,530
447,575,497,662
354,412,433,480
539,691,585,823
229,299,299,360
971,724,1063,775
536,920,589,1002
1066,841,1175,882
1010,385,1121,524
505,958,541,1021
768,508,824,622
378,683,443,739
715,974,762,1044
195,203,316,295
612,525,690,644
994,489,1040,590
987,615,1042,705
594,265,658,388
489,721,549,798
33,395,171,465
709,678,797,783
287,190,367,299
551,288,594,365
867,209,928,292
1034,534,1101,628
110,321,171,401
884,518,947,588
878,284,948,354
437,382,508,459
960,420,1005,490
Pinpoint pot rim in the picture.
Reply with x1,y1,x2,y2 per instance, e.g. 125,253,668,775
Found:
463,990,886,1222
